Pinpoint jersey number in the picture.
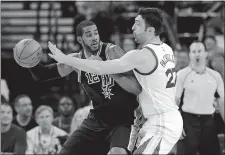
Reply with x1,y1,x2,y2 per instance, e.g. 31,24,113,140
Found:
165,67,177,88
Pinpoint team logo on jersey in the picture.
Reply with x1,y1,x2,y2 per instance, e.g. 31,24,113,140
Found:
85,73,115,99
101,75,114,99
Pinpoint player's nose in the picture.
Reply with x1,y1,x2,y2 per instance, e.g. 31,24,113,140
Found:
132,24,135,31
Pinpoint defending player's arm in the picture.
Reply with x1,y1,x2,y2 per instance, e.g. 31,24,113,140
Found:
215,73,224,122
29,53,80,82
106,44,142,95
48,41,147,75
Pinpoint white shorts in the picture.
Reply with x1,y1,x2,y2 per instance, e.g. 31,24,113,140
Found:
132,110,183,154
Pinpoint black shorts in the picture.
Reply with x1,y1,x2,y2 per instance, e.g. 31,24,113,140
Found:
60,113,132,155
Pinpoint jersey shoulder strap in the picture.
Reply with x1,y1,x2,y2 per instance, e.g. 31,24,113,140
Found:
99,42,109,61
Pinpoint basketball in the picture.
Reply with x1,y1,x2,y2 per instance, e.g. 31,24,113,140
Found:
13,39,43,68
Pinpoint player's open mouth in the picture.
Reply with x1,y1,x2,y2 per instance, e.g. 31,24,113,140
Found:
92,43,98,46
196,58,199,62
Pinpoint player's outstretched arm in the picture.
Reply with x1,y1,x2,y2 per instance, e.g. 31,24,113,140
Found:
29,63,61,82
29,53,80,82
106,44,142,95
48,41,143,75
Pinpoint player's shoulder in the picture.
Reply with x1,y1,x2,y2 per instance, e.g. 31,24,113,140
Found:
144,42,173,54
162,42,173,50
105,42,126,60
104,42,116,51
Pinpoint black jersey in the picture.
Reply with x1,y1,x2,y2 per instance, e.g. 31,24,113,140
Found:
79,43,139,126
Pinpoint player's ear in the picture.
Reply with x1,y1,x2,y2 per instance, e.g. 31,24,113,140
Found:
147,27,155,34
77,36,82,44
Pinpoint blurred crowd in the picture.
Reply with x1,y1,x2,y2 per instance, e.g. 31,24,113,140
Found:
1,1,224,155
1,94,92,154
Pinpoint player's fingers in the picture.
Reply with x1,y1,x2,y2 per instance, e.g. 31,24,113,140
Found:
48,44,57,55
48,53,55,59
49,41,62,54
48,41,58,54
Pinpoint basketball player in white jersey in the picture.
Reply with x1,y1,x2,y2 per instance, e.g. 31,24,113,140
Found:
48,7,183,154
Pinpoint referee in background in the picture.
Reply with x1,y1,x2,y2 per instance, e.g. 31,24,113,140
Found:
175,41,224,155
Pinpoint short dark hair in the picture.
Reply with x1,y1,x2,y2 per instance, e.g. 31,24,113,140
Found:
189,40,206,51
1,102,13,110
14,94,31,107
76,20,96,37
59,96,73,105
138,7,163,36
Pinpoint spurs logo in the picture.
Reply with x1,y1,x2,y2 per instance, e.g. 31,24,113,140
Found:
85,73,115,99
101,75,114,99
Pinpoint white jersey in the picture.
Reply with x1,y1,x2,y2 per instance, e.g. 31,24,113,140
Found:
134,43,178,117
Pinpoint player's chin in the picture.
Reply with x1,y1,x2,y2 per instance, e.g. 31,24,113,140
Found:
134,37,139,44
91,47,99,52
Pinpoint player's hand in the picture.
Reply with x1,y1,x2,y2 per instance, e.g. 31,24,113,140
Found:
48,41,67,63
180,129,186,140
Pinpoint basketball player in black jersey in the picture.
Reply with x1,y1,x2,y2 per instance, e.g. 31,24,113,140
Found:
29,20,141,155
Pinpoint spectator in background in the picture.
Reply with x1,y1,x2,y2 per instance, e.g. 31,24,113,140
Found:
176,41,224,155
26,105,67,154
203,36,224,54
210,52,224,79
1,79,10,102
52,96,75,133
203,35,224,66
70,102,92,134
1,102,27,155
13,94,38,131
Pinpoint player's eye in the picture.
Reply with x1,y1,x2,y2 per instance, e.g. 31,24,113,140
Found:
135,21,140,25
85,33,92,37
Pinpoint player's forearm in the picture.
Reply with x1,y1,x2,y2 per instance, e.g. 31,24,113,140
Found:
65,56,132,75
29,63,62,82
110,74,142,95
